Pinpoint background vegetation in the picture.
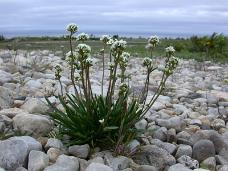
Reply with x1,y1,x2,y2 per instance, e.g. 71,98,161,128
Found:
0,33,227,63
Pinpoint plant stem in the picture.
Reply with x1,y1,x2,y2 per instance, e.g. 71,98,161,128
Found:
101,45,106,96
69,34,79,97
59,79,64,96
109,59,119,104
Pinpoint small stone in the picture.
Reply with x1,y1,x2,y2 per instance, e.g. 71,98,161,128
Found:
0,86,13,109
28,150,49,171
45,138,63,151
218,165,228,171
193,140,215,162
0,70,13,85
127,139,140,152
44,155,79,171
211,119,225,130
150,139,176,154
88,157,104,164
177,155,199,169
156,116,186,132
78,158,89,171
0,108,26,118
135,119,147,130
68,144,90,159
136,165,157,171
85,163,113,171
191,119,202,126
153,127,167,141
133,145,176,170
175,145,192,158
111,156,130,170
47,148,61,163
167,128,177,143
15,167,27,171
201,157,216,171
168,163,192,171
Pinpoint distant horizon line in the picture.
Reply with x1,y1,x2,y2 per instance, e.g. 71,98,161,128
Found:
1,29,227,39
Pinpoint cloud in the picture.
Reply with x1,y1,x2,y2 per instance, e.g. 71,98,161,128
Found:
0,0,227,36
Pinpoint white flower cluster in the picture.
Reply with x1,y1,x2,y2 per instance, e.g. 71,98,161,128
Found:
77,33,89,41
120,52,130,62
143,57,153,66
164,56,179,75
119,83,128,94
107,38,114,45
76,44,91,55
111,40,127,56
148,35,159,46
66,23,78,33
85,57,95,66
100,35,111,44
119,52,130,68
165,46,175,54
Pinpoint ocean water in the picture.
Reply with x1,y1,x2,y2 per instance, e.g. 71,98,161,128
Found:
0,29,214,39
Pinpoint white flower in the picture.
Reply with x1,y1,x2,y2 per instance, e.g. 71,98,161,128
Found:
111,39,127,55
76,44,91,55
165,46,175,53
77,32,89,41
107,38,114,45
66,23,78,33
148,35,159,46
100,35,110,44
99,119,104,124
143,57,153,66
121,52,130,59
85,57,95,66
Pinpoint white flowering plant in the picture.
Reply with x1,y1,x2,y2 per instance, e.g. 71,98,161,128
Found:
77,32,89,42
146,35,160,58
46,24,178,154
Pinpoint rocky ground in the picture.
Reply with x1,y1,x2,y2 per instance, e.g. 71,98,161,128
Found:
0,49,228,171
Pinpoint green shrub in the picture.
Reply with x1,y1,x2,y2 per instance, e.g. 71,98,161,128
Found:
0,35,5,41
46,23,179,154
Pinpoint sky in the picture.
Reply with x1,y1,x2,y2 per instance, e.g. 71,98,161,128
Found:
0,0,228,37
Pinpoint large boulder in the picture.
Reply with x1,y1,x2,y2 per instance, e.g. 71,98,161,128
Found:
193,140,215,162
0,136,41,170
133,145,176,170
9,136,42,152
0,87,13,109
13,113,53,137
21,98,49,114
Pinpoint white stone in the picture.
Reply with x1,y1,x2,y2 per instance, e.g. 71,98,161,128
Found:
86,163,113,171
13,113,53,136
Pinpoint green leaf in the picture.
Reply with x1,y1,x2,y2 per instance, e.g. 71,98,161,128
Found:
104,126,119,131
